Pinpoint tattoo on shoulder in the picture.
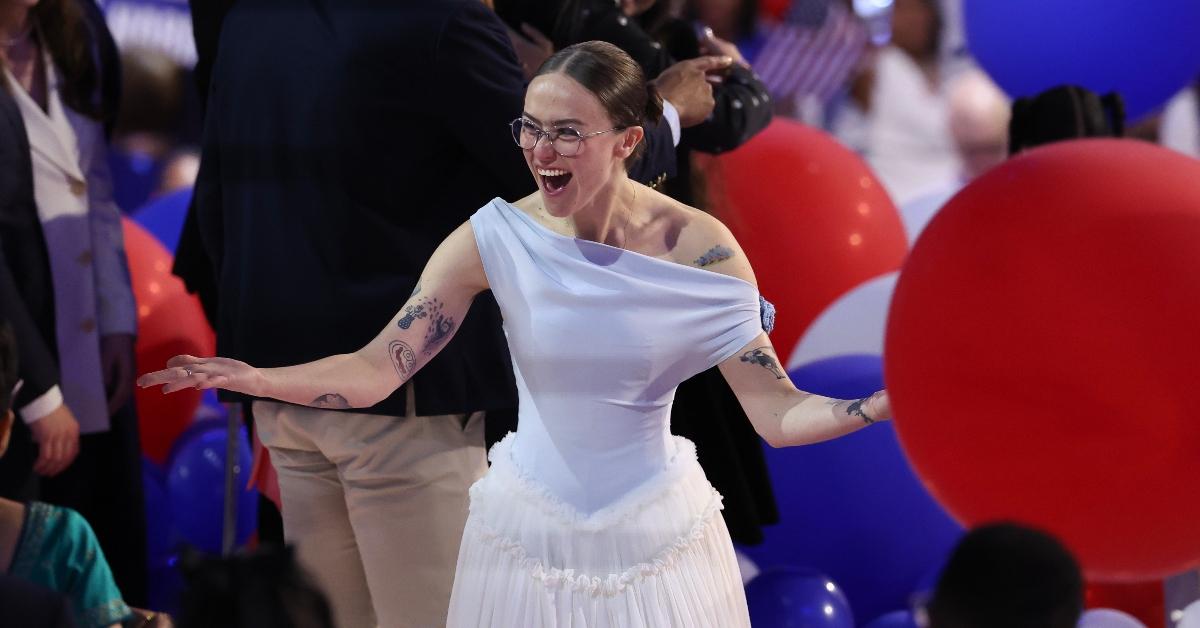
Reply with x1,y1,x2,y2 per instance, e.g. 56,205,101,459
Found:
694,245,734,267
740,347,786,380
389,340,416,379
846,397,875,425
312,393,351,409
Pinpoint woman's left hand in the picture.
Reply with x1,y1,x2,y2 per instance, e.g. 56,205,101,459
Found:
862,390,892,423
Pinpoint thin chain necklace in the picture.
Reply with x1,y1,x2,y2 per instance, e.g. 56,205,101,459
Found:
539,184,638,251
616,185,636,251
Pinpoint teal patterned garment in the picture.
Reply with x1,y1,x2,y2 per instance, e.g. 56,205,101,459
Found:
8,502,133,628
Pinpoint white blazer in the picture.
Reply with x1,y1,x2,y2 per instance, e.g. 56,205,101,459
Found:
4,52,136,434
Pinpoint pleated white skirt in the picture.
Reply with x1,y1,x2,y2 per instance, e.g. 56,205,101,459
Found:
446,435,751,627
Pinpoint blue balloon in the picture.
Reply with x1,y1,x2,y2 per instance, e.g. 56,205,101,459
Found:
965,0,1200,120
862,610,920,628
166,420,258,553
132,187,193,253
741,355,963,622
746,567,854,628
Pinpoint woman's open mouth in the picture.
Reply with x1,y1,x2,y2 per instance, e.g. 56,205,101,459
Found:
538,167,573,196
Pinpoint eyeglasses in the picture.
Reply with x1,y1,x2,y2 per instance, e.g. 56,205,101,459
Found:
510,118,625,157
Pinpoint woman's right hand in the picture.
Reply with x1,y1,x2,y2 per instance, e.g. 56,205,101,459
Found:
137,355,263,396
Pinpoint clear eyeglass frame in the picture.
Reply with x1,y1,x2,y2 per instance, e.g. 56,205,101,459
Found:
510,117,625,157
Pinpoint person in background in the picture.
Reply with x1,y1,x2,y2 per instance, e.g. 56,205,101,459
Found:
1008,85,1123,155
856,0,962,205
177,545,332,628
899,68,1008,242
0,321,137,628
107,47,187,212
0,0,147,606
926,522,1084,628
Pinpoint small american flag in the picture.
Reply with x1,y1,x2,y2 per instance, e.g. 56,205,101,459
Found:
754,1,870,110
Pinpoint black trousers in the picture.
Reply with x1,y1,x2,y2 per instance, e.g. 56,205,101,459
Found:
0,402,148,607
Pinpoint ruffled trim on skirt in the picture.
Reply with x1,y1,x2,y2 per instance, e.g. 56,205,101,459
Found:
467,488,723,597
481,433,705,531
447,435,751,627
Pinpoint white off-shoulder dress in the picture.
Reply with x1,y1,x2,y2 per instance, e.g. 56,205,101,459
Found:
446,199,764,627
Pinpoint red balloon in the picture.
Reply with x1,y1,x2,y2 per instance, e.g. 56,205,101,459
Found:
123,219,215,464
886,139,1200,581
704,119,907,363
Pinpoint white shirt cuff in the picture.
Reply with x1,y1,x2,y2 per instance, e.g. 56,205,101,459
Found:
661,100,682,147
19,385,63,425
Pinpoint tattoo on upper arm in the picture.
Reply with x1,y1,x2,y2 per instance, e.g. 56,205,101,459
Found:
397,302,429,330
312,393,351,409
389,340,416,378
422,300,456,355
694,245,734,267
395,296,458,355
740,347,786,380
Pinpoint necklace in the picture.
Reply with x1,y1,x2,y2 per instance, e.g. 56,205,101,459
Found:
615,185,636,251
0,20,33,48
537,184,638,251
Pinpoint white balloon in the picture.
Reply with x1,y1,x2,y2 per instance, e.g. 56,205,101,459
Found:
899,184,957,245
786,272,898,370
1177,599,1200,628
1077,608,1147,628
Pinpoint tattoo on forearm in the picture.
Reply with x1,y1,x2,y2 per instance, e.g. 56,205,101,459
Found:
389,340,416,379
740,347,786,380
847,397,874,424
312,393,351,409
422,300,456,355
694,245,734,267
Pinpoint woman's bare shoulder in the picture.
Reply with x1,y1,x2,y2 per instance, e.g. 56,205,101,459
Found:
667,202,757,287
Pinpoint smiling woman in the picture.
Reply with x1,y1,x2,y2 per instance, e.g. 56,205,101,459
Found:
139,41,890,627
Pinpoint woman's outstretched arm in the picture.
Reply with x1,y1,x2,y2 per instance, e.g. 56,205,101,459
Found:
137,222,488,409
719,334,891,448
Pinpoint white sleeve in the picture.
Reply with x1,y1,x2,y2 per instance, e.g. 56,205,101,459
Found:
19,385,63,424
661,99,682,147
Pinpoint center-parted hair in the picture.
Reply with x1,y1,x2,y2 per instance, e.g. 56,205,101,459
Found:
533,41,663,167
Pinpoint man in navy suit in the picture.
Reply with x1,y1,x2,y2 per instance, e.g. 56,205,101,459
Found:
180,0,722,624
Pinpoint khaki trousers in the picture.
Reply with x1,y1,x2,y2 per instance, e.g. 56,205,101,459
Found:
253,398,486,628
